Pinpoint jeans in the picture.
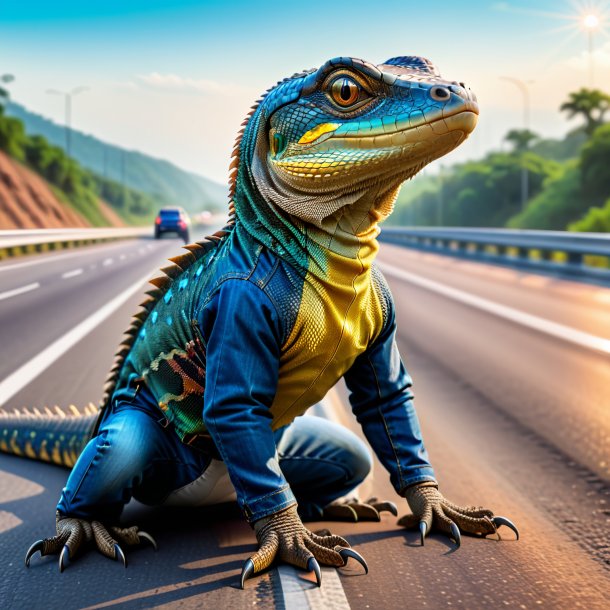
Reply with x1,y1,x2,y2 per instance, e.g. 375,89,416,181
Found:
57,390,372,522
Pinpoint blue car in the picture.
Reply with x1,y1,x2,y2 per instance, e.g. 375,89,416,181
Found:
154,207,191,243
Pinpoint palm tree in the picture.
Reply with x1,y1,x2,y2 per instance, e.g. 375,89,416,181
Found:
504,128,539,152
560,88,610,135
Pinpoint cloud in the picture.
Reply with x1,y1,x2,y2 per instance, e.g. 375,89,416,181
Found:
136,73,226,94
565,40,610,70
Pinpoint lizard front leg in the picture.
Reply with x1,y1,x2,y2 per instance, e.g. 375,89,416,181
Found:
240,505,368,588
399,482,519,547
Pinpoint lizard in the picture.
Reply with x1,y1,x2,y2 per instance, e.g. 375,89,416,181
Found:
0,55,518,588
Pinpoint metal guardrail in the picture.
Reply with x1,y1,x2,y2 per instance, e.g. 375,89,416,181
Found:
379,227,610,281
0,227,152,260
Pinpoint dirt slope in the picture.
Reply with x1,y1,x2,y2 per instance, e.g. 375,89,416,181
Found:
0,151,123,229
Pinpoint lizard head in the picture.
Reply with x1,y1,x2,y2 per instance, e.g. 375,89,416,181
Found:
233,55,478,240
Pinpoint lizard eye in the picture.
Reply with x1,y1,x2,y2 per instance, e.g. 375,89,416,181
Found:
330,76,361,108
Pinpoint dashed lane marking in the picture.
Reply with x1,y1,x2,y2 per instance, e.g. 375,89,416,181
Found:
61,268,83,279
102,258,114,266
378,261,610,356
0,268,156,407
0,282,40,301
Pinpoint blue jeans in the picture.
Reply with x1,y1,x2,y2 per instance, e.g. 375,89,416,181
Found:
57,391,372,522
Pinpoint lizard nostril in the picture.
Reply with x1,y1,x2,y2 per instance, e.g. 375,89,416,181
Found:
449,85,468,100
430,86,450,102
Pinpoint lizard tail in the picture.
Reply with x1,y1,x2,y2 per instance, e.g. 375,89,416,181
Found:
0,404,98,468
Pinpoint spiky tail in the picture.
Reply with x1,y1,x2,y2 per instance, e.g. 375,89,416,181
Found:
0,404,98,468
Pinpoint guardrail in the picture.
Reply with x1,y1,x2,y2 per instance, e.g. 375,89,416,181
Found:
379,227,610,281
0,227,152,260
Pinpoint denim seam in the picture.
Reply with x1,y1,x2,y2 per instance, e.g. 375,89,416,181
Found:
368,352,406,490
248,484,293,504
197,276,283,335
249,498,298,522
398,473,437,495
70,440,110,501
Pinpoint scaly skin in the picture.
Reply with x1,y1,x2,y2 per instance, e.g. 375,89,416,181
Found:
1,55,519,585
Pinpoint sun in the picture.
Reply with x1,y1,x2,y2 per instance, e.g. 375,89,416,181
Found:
583,13,600,29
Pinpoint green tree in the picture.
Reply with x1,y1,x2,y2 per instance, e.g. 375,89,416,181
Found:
0,105,27,160
580,123,610,201
560,88,610,135
570,199,610,232
504,128,539,152
507,161,588,230
0,74,14,106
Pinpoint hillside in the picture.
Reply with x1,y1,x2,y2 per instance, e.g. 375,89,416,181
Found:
0,150,123,229
6,102,227,215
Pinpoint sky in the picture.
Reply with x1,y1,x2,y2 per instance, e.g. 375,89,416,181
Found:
1,0,610,186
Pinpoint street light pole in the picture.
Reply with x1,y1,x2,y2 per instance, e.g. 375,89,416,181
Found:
588,28,594,87
46,86,88,158
583,14,600,88
501,76,532,212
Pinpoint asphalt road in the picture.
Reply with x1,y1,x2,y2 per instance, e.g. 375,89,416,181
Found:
0,236,608,609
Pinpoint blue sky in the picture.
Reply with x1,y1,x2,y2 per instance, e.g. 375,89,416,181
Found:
2,1,610,184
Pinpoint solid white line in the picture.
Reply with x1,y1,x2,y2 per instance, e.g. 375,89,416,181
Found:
378,261,610,356
0,268,156,407
0,282,40,301
62,268,83,279
277,566,350,610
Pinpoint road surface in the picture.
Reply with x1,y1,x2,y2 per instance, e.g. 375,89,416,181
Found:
0,236,608,609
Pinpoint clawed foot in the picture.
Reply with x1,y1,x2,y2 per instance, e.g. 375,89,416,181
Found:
399,483,519,549
240,506,368,589
25,511,157,571
323,496,398,522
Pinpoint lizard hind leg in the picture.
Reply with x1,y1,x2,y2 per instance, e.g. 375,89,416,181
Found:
24,511,157,571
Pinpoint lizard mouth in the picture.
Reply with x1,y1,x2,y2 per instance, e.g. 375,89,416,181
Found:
274,104,478,179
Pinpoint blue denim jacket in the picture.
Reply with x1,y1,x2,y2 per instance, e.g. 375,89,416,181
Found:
114,226,435,522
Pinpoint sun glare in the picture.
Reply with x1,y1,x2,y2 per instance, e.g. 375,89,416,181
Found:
583,13,600,28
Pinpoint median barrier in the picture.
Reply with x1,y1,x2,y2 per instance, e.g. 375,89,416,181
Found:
380,227,610,282
0,228,152,260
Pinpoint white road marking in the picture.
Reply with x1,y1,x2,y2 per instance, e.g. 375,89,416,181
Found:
378,261,610,356
120,254,126,260
0,282,40,301
61,268,83,279
0,268,156,407
102,258,114,266
277,566,350,610
0,240,142,273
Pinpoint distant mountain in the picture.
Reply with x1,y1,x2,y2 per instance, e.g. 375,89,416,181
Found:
5,101,227,215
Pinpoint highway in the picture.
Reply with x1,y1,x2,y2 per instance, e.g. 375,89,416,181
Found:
0,234,608,609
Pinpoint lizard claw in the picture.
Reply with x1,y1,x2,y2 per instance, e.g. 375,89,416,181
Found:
137,531,158,551
24,540,44,567
59,545,70,573
492,516,519,540
337,546,369,574
450,522,461,548
307,557,322,587
371,501,398,517
419,520,427,546
240,558,255,590
114,544,127,567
